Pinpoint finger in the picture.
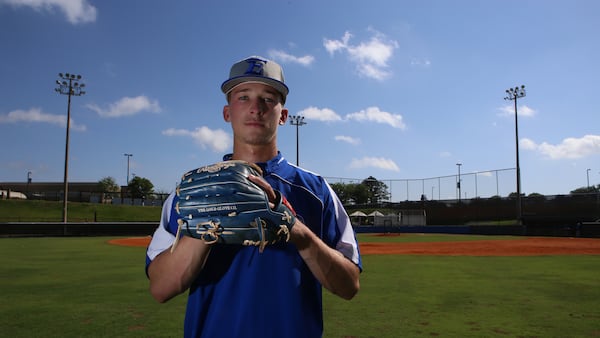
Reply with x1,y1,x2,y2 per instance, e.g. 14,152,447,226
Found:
248,174,277,201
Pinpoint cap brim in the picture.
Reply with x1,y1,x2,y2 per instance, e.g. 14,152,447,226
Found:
221,75,289,100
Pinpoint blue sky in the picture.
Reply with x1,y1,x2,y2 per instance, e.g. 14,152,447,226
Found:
1,0,599,201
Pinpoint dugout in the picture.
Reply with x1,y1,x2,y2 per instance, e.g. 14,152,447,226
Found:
370,209,427,226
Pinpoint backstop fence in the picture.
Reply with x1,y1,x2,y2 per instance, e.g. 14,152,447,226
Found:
326,167,517,202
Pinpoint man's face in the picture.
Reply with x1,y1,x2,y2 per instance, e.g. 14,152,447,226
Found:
223,82,288,146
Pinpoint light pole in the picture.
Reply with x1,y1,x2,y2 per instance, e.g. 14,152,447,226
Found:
456,163,462,202
474,172,478,198
504,85,526,224
289,115,307,166
55,73,86,223
124,153,133,185
587,168,591,188
26,171,32,197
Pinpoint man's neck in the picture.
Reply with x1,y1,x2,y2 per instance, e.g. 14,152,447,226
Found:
231,143,278,163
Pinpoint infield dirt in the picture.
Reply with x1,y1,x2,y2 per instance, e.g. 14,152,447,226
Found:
108,235,600,256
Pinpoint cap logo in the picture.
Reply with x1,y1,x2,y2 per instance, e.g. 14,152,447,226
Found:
244,58,267,76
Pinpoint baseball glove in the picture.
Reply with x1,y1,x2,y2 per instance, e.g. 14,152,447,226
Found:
172,160,296,253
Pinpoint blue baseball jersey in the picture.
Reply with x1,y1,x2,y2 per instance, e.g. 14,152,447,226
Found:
146,153,362,338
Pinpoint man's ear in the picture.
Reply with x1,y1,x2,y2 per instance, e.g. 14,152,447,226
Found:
223,105,231,122
279,108,289,125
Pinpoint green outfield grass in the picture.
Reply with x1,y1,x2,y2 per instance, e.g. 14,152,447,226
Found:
1,235,599,337
0,199,161,222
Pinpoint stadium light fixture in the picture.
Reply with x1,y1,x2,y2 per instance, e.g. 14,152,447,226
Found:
289,115,307,166
504,85,526,224
55,73,86,224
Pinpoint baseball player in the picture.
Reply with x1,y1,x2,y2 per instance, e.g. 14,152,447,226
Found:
146,56,362,338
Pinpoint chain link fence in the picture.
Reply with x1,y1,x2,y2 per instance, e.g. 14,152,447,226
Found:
326,168,516,202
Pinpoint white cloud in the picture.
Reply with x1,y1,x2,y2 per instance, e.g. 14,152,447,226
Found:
359,63,389,81
162,126,231,152
498,104,536,117
324,31,352,55
520,138,537,150
335,135,360,145
348,35,395,67
268,50,314,66
323,29,398,80
86,96,161,118
518,105,536,117
439,151,452,158
346,106,406,129
521,135,600,159
410,58,432,67
0,107,86,131
1,0,97,24
297,106,342,122
349,157,400,172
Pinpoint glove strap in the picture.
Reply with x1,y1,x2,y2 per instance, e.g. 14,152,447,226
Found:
281,194,296,216
273,190,296,226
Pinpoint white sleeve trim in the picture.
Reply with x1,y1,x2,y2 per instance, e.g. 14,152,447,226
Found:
327,183,360,265
146,192,176,261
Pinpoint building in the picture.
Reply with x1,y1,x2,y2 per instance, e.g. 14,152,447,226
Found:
0,181,103,202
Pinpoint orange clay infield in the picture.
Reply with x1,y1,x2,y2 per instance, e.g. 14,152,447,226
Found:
108,235,600,256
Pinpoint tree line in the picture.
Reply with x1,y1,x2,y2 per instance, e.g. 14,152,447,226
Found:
98,176,155,200
98,174,598,204
329,176,391,204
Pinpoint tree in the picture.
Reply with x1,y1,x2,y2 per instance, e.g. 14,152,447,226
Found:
330,182,351,204
128,176,154,199
570,185,599,194
330,178,390,205
362,176,390,204
98,176,120,199
330,182,372,205
351,183,370,204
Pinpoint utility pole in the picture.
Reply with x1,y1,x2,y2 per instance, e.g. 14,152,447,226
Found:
504,85,526,224
55,73,86,223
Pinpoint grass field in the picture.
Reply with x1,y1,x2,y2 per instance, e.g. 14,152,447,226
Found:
1,235,599,337
0,199,162,222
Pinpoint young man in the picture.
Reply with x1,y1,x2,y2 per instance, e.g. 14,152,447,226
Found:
146,56,362,338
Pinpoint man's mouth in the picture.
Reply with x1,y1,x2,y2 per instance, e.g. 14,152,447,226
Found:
245,120,264,127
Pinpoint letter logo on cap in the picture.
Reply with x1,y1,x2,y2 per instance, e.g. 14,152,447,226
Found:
244,58,266,76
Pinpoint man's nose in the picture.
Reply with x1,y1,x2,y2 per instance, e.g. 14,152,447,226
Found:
249,98,266,115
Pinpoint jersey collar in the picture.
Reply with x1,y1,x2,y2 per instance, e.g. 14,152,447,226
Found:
222,151,287,175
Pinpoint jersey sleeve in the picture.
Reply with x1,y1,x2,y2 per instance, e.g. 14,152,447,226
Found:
145,192,178,274
324,180,362,270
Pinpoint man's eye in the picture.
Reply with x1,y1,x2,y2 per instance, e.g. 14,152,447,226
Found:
263,97,275,103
